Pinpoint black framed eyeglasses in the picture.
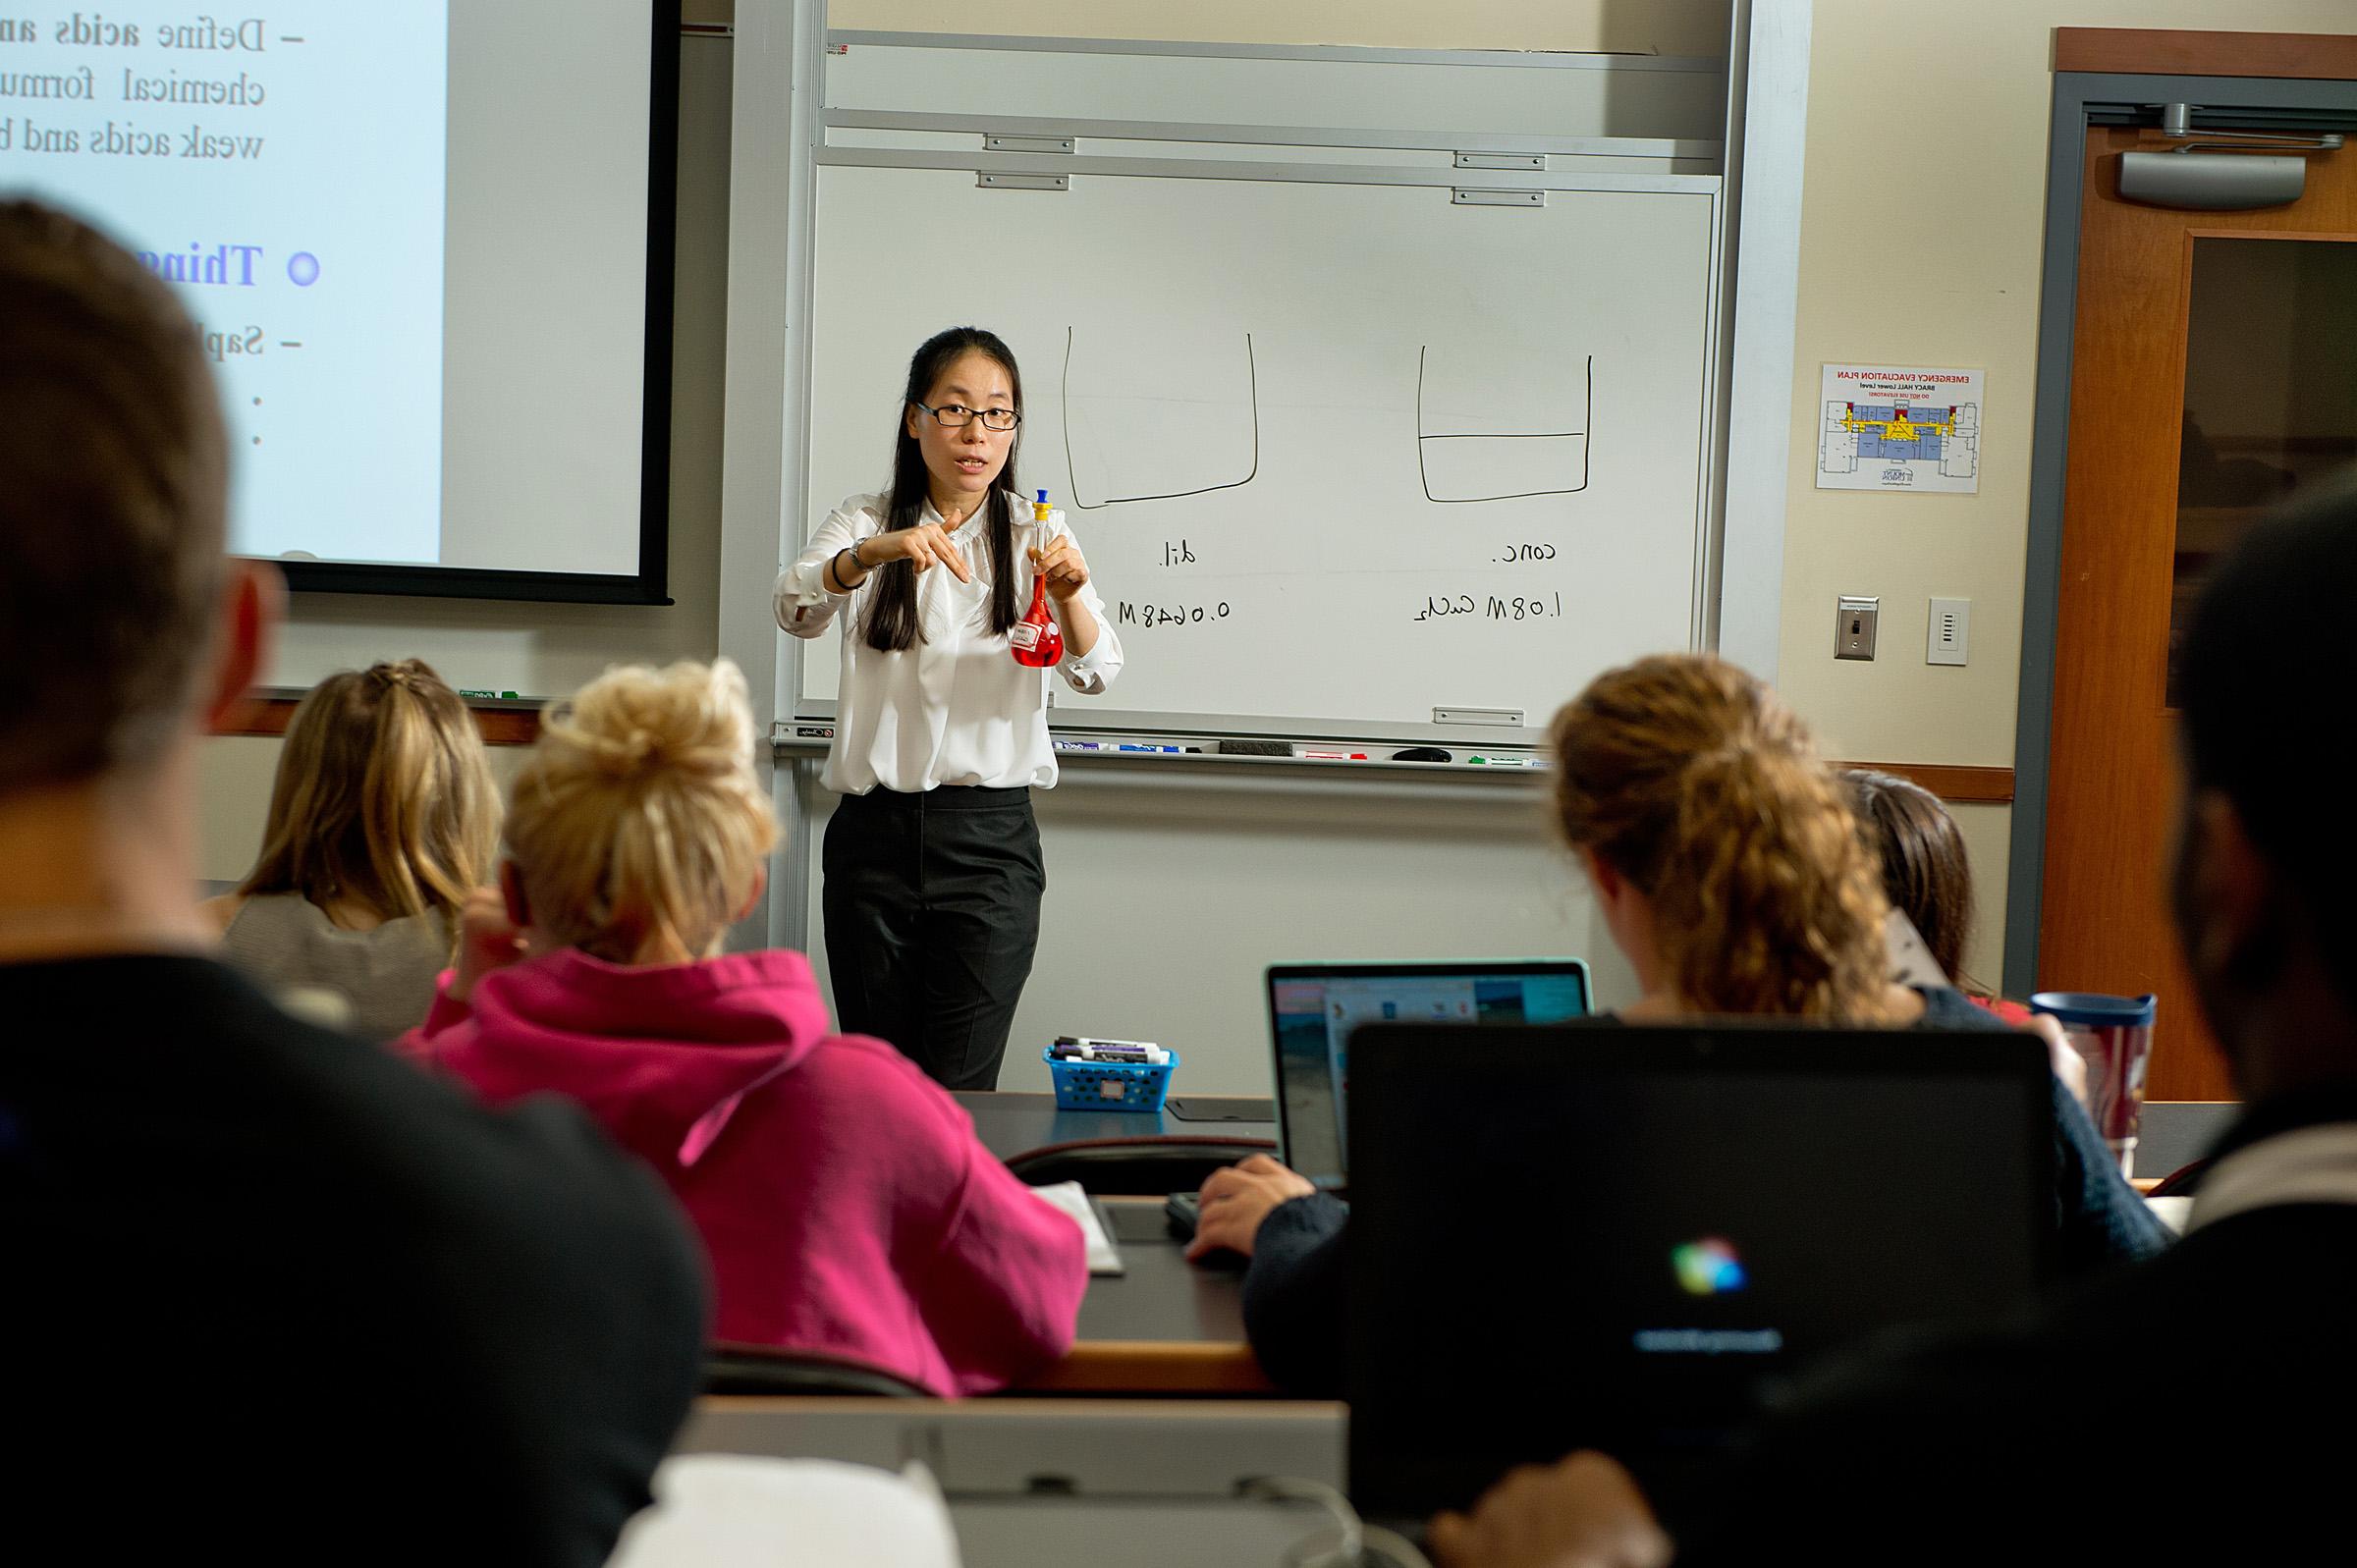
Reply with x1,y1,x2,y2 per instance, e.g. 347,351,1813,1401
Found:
914,401,1021,432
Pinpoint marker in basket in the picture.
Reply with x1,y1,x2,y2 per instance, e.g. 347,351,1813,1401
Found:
1051,1037,1169,1064
1049,1045,1169,1065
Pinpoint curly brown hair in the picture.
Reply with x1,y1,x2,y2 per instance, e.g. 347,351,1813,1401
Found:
1549,655,1900,1022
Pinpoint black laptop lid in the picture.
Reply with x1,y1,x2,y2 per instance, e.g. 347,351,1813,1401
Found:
1343,1021,2055,1521
1266,960,1592,1191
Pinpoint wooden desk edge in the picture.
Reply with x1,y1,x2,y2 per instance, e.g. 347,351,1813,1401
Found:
1019,1338,1275,1395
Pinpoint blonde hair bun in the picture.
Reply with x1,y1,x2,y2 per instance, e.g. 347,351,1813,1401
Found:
546,659,754,784
510,659,779,965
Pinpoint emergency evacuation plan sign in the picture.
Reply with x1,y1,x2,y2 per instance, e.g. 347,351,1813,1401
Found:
1817,363,1984,495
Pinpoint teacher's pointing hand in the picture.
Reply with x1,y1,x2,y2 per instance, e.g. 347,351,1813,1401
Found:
868,514,973,582
1030,533,1089,602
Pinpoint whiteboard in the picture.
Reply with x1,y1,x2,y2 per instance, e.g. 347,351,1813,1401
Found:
795,164,1719,741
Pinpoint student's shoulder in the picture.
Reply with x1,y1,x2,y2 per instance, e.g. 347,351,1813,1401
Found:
1807,1205,2342,1425
159,958,685,1258
831,493,888,529
1909,985,2019,1033
196,891,247,936
801,1031,985,1136
804,1029,961,1100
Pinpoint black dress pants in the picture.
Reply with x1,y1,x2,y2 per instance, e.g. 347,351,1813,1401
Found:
822,784,1044,1090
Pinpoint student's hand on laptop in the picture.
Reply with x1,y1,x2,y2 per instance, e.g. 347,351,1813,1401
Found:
1429,1452,1672,1568
449,888,528,1005
1185,1156,1315,1262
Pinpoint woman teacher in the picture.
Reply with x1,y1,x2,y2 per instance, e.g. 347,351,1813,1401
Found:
776,327,1124,1089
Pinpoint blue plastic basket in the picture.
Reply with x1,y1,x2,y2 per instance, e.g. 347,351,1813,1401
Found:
1045,1048,1178,1112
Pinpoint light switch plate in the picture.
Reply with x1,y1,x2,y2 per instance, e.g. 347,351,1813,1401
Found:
1933,589,1970,655
1836,596,1879,661
1928,597,1970,665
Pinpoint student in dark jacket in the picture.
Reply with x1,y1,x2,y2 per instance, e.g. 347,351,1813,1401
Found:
1191,654,2164,1395
0,199,706,1566
1426,483,2357,1568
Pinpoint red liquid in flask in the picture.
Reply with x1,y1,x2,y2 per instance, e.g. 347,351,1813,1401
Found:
1011,573,1063,667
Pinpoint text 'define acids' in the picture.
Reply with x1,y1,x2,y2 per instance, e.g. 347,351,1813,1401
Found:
18,16,274,51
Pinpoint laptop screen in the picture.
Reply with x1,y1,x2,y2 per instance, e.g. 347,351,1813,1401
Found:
1343,1022,2053,1523
1267,961,1591,1190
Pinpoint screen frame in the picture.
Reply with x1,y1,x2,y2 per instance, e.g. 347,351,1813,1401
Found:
274,0,682,605
1341,1021,2056,1519
1263,958,1594,1181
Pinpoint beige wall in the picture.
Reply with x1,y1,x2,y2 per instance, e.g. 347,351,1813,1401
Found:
1777,1,2357,979
1777,0,2357,768
826,0,1730,56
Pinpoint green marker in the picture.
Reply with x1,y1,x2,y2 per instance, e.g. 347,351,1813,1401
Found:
458,688,522,700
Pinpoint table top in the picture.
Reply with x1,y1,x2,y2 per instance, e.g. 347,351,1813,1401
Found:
1017,1199,1270,1395
942,1093,1277,1395
955,1090,1280,1166
978,1097,2241,1397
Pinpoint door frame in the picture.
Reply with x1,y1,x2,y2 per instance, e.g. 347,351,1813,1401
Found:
2003,43,2357,998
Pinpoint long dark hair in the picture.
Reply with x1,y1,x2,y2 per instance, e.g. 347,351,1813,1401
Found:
862,327,1023,652
1841,767,1976,988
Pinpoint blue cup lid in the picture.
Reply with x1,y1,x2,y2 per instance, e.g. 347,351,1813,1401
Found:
2029,991,2157,1028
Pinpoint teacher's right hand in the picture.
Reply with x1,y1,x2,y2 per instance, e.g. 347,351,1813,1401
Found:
866,517,972,582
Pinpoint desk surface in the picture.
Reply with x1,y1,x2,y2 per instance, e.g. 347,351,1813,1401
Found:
1019,1199,1269,1394
986,1098,2238,1397
946,1095,1277,1395
955,1091,1280,1166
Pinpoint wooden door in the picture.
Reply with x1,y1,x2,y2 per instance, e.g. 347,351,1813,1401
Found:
2043,115,2357,1102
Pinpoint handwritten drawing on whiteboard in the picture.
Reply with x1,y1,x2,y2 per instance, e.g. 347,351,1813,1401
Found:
1417,347,1593,504
1817,363,1984,495
1063,328,1260,509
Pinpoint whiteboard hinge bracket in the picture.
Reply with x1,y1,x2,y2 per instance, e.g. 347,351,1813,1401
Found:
1451,188,1544,208
976,172,1069,191
984,134,1076,154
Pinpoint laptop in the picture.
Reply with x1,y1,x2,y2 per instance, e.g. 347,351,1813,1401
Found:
1167,960,1590,1237
1268,960,1592,1192
1343,1022,2054,1530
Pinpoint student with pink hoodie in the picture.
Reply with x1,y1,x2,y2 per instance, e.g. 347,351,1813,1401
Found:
401,658,1086,1396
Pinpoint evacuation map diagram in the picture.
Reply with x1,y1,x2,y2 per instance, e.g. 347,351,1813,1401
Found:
1817,363,1985,495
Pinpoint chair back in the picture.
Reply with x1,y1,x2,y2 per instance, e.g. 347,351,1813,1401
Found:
1006,1136,1277,1195
701,1343,933,1398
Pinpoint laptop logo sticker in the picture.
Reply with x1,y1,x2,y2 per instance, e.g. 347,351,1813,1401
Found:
1672,1238,1748,1296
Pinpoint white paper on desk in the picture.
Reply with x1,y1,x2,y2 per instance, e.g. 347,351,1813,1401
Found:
1028,1181,1124,1275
